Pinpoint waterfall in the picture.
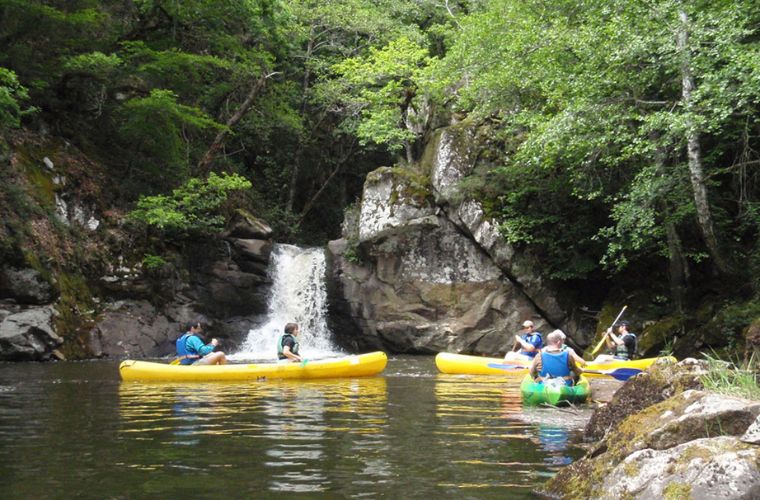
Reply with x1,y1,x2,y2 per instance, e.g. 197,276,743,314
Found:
232,244,343,361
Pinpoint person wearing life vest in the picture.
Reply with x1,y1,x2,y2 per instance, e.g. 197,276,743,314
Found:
505,320,543,362
557,329,586,367
175,321,227,365
529,330,583,386
277,322,302,362
592,320,637,363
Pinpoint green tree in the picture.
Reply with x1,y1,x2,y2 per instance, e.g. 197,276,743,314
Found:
0,67,35,131
425,0,760,290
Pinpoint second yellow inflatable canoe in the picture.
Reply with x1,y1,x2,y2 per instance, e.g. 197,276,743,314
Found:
435,352,676,378
119,351,388,382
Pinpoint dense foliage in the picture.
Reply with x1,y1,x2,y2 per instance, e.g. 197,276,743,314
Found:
2,0,760,319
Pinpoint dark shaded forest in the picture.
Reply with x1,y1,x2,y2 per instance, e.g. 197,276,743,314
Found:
2,0,760,356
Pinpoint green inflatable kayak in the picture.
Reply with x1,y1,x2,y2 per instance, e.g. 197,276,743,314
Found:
520,374,591,406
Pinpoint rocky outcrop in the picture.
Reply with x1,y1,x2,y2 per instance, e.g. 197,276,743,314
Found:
0,267,57,305
0,305,62,361
543,362,760,499
585,357,702,439
426,126,570,331
0,205,275,360
327,123,583,354
328,164,550,354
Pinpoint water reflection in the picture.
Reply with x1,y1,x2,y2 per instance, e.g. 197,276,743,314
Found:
433,374,586,492
119,377,388,494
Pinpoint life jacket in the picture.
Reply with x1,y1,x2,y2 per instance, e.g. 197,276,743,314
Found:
175,333,201,365
277,333,299,360
614,333,637,360
539,349,572,385
521,332,543,358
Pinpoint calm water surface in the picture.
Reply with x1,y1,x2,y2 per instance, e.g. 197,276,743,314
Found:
0,356,591,498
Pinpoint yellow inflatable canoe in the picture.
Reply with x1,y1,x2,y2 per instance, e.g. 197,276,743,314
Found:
119,351,388,382
435,352,677,378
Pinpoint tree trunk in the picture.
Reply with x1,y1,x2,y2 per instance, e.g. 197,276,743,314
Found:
196,71,276,176
677,8,731,275
287,30,316,214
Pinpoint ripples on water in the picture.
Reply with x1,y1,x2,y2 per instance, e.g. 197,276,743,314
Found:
0,357,590,498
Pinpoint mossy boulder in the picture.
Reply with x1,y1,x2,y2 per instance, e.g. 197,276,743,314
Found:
638,314,685,357
585,358,702,440
543,384,760,499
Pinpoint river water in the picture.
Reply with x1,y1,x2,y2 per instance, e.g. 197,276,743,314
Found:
0,356,594,499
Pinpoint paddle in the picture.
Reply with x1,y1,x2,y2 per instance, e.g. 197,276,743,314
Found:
590,305,628,357
300,358,309,368
582,367,641,381
170,358,181,365
486,362,529,371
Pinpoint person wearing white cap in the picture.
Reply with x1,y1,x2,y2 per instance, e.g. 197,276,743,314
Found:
505,320,543,362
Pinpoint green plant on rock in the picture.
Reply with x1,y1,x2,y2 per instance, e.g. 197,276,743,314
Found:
700,352,760,400
141,254,167,270
128,172,252,239
0,67,36,131
663,482,692,500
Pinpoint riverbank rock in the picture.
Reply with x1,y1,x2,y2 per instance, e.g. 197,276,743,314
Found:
543,383,760,498
585,357,700,439
0,306,63,361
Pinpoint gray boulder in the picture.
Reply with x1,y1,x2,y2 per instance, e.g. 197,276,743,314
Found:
0,267,57,305
601,436,760,499
0,306,63,361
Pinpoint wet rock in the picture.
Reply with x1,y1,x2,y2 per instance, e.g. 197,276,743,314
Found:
89,300,182,358
0,306,63,361
230,238,272,264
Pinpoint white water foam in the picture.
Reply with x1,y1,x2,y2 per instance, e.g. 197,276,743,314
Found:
230,244,344,361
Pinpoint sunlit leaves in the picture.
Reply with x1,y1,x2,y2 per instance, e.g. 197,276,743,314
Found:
128,172,252,237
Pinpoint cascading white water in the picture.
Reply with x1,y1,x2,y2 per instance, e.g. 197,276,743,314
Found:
232,244,343,361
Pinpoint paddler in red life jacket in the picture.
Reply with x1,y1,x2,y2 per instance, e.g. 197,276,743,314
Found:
529,330,583,386
278,322,303,362
504,320,543,362
175,321,227,365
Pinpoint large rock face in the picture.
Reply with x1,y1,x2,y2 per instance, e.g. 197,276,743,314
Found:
0,212,274,361
328,123,582,354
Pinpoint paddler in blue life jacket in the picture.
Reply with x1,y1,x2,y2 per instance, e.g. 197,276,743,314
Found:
278,322,303,362
557,329,586,367
529,330,583,386
592,320,638,363
175,321,227,365
505,320,543,362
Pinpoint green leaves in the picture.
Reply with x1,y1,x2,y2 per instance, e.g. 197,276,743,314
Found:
128,172,252,238
0,67,35,131
331,36,430,151
119,89,226,181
